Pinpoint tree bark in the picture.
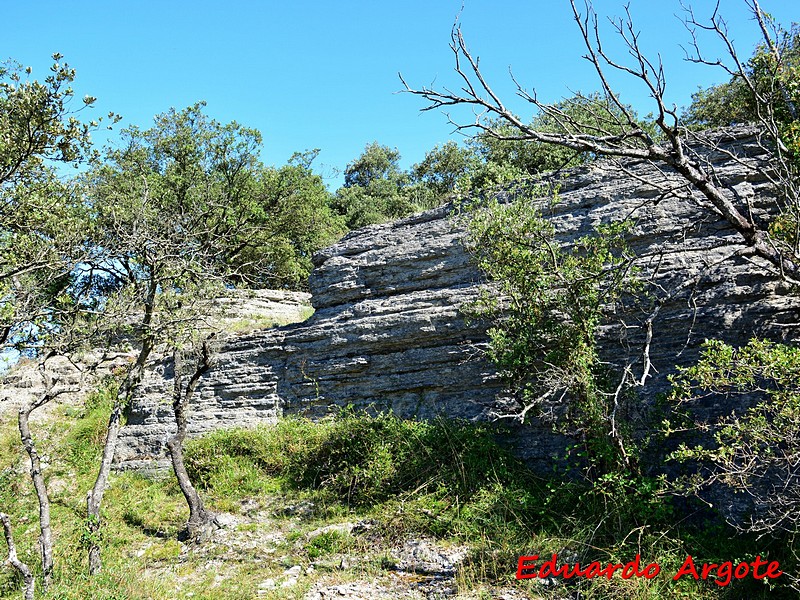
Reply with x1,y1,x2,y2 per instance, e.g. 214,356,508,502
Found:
85,346,150,574
16,357,79,590
87,280,157,575
85,396,123,575
1,513,35,600
18,402,53,589
166,338,218,542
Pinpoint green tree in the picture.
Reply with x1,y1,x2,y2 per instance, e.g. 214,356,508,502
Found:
466,192,638,472
411,141,478,196
0,54,110,352
0,55,113,598
343,141,404,189
683,23,798,133
465,94,655,190
333,142,417,228
83,103,239,571
238,150,345,289
82,102,342,570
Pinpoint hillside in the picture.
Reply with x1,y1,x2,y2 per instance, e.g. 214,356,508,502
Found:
2,126,798,600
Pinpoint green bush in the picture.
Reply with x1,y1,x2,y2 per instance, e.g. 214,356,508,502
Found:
61,379,118,473
185,411,671,545
185,411,530,507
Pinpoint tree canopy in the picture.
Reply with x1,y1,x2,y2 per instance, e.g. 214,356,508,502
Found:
332,142,418,229
0,55,114,355
87,103,345,296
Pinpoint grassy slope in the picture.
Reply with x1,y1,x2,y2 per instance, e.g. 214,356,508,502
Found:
0,385,791,599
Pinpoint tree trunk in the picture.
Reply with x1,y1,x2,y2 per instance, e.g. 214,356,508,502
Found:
166,437,218,541
86,278,159,575
18,403,53,589
85,396,124,575
86,337,153,574
167,339,218,542
16,357,78,590
0,513,35,600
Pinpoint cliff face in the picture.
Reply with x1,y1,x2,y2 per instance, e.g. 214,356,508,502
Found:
115,128,800,470
116,207,503,470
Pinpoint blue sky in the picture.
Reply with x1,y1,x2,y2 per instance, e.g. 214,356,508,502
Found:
3,0,796,187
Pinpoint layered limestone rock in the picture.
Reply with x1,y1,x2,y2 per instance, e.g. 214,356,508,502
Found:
115,207,504,470
0,290,310,444
0,352,133,421
210,289,313,332
115,127,800,470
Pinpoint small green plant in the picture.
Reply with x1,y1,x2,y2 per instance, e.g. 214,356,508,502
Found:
80,514,102,550
667,338,800,572
464,190,641,474
142,539,182,562
305,530,351,559
60,378,119,473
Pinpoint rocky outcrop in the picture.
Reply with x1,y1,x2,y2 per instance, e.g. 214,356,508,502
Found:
115,207,505,470
0,290,312,423
115,127,800,470
0,352,134,422
209,289,313,332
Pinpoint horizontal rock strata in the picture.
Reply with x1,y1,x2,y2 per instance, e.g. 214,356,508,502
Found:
116,127,800,471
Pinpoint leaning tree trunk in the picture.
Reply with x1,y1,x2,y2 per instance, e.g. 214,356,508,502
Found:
86,335,154,575
16,357,79,590
0,513,35,600
85,398,123,575
166,339,218,542
86,278,160,575
18,401,53,589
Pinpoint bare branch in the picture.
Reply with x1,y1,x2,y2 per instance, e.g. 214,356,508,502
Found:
0,513,35,600
403,2,800,281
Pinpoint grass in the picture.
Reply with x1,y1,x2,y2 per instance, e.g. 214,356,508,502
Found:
184,411,796,598
0,391,796,599
226,306,315,334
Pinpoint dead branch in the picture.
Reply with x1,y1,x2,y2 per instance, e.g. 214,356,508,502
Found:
402,0,800,281
0,513,34,600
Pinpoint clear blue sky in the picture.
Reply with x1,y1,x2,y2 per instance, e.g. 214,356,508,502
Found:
3,0,796,187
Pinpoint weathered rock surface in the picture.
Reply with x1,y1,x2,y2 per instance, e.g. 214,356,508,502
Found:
115,205,505,469
0,352,134,422
210,288,312,331
116,127,800,470
0,290,311,429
